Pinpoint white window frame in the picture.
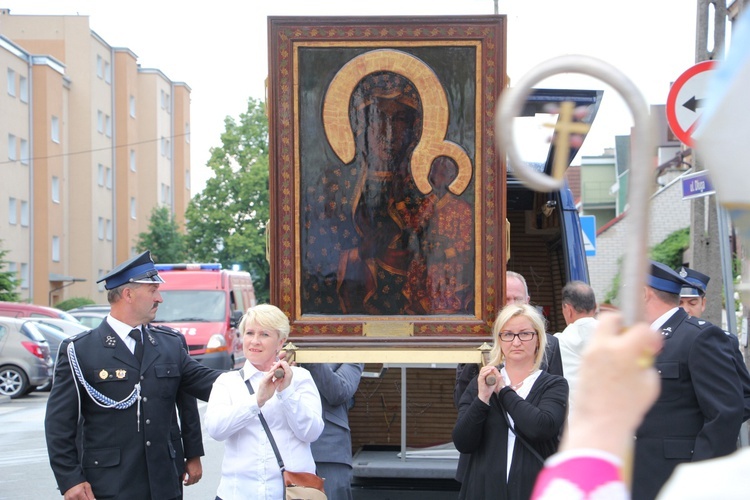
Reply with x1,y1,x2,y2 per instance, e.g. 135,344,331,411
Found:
96,55,103,79
129,95,136,117
130,197,136,219
106,219,112,241
20,138,28,165
19,75,28,103
186,170,191,191
52,236,60,262
104,61,111,84
8,197,17,225
7,68,15,97
166,139,171,159
52,176,60,203
7,134,16,161
185,122,190,143
98,217,104,240
97,110,104,133
20,263,29,289
105,114,112,137
98,164,105,186
20,200,29,227
105,167,112,189
130,150,136,172
51,116,60,143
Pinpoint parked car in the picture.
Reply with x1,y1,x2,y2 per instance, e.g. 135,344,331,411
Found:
31,321,86,391
0,301,81,323
67,304,110,329
0,317,53,398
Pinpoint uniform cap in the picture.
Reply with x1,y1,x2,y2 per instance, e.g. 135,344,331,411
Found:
96,251,165,290
677,266,710,298
647,261,691,295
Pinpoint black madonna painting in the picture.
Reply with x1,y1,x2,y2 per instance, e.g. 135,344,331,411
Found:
268,17,506,338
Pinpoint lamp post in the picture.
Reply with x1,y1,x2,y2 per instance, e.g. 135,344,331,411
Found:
48,278,86,306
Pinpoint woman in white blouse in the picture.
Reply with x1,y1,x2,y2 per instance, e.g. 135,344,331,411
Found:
206,304,324,500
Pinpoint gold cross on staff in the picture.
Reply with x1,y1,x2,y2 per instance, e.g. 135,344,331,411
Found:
543,101,591,180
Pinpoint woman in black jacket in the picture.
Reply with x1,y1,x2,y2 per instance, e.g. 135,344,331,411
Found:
453,303,568,499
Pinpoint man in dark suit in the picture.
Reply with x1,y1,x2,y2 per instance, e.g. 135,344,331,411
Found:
305,363,364,500
45,251,221,500
677,265,750,422
632,261,743,500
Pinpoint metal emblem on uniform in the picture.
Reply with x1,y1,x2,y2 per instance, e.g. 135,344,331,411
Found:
116,369,127,379
147,332,156,345
698,320,706,325
99,369,109,380
105,335,116,347
661,326,672,336
679,267,688,278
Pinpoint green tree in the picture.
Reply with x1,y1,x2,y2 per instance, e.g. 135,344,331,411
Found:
135,206,187,264
185,97,270,302
0,241,20,302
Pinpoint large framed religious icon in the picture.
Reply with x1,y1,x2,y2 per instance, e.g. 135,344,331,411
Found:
268,16,507,346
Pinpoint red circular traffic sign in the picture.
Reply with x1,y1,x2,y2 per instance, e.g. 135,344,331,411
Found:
666,60,717,147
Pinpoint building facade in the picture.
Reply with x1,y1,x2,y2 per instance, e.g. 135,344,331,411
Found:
0,10,190,305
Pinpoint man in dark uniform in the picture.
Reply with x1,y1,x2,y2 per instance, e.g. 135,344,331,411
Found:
632,261,743,500
45,251,221,500
677,265,750,422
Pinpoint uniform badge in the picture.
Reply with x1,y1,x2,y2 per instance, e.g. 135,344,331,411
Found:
105,335,116,347
698,320,706,325
679,267,688,278
116,369,127,379
99,369,109,380
147,332,156,345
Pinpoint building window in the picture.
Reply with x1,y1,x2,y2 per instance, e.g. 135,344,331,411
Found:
186,170,191,191
130,197,136,219
98,164,104,186
19,75,27,103
130,150,136,172
185,122,190,143
160,89,166,109
96,55,103,79
166,139,171,159
98,217,104,240
52,236,60,262
52,176,60,203
105,114,112,137
97,110,103,133
8,262,16,277
161,183,167,205
20,138,28,165
20,263,29,289
129,95,136,117
7,134,16,160
7,68,15,97
104,61,111,84
98,269,105,291
106,219,112,241
51,116,60,143
8,197,16,225
20,200,29,227
160,137,166,156
105,167,112,189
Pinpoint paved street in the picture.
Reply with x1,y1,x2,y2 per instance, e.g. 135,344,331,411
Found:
0,393,224,500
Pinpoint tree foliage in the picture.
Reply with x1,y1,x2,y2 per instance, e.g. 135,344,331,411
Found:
56,297,95,311
135,206,187,264
0,241,20,302
185,97,270,302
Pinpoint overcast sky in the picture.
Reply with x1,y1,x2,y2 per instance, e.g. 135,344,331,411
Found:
5,1,699,195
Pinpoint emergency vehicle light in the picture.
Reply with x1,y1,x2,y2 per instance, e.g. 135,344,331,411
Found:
154,263,222,271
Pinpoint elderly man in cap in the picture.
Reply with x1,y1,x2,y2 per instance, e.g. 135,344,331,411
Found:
45,251,221,500
677,265,750,423
631,261,744,500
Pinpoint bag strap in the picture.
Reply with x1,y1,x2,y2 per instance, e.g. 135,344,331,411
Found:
240,368,286,472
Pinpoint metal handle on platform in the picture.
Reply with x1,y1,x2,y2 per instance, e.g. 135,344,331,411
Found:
495,55,654,325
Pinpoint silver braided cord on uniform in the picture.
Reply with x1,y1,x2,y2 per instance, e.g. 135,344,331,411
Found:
66,342,142,430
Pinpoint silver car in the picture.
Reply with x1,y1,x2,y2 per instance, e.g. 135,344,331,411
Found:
0,317,53,398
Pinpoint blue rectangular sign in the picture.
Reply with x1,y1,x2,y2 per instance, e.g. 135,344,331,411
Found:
580,215,596,257
682,171,715,200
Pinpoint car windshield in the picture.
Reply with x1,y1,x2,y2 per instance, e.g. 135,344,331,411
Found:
155,291,226,322
58,310,81,323
20,321,48,342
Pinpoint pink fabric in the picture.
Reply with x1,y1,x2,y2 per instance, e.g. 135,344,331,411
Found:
532,456,627,500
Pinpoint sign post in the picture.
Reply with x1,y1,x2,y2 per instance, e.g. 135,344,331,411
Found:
580,215,597,257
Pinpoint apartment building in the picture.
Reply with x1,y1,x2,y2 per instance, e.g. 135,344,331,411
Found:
0,10,191,305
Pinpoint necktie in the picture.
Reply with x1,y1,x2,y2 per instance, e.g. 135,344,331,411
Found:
129,328,144,363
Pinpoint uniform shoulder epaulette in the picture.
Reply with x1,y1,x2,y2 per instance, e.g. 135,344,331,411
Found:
148,324,181,336
67,329,94,342
685,316,714,329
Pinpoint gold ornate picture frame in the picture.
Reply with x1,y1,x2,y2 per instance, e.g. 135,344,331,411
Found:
268,16,507,345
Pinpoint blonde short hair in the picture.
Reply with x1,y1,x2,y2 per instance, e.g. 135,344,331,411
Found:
488,303,548,370
239,304,290,342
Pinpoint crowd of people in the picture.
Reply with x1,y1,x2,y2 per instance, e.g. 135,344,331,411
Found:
43,250,750,500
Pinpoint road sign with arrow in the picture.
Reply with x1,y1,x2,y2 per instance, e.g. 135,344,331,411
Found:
666,60,717,147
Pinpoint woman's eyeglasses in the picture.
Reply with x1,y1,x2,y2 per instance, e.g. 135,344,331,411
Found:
499,331,537,342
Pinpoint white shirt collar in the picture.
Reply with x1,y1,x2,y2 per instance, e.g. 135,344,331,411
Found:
651,307,679,331
106,314,141,344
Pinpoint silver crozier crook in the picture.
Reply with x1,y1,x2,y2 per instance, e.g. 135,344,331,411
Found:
495,55,655,325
